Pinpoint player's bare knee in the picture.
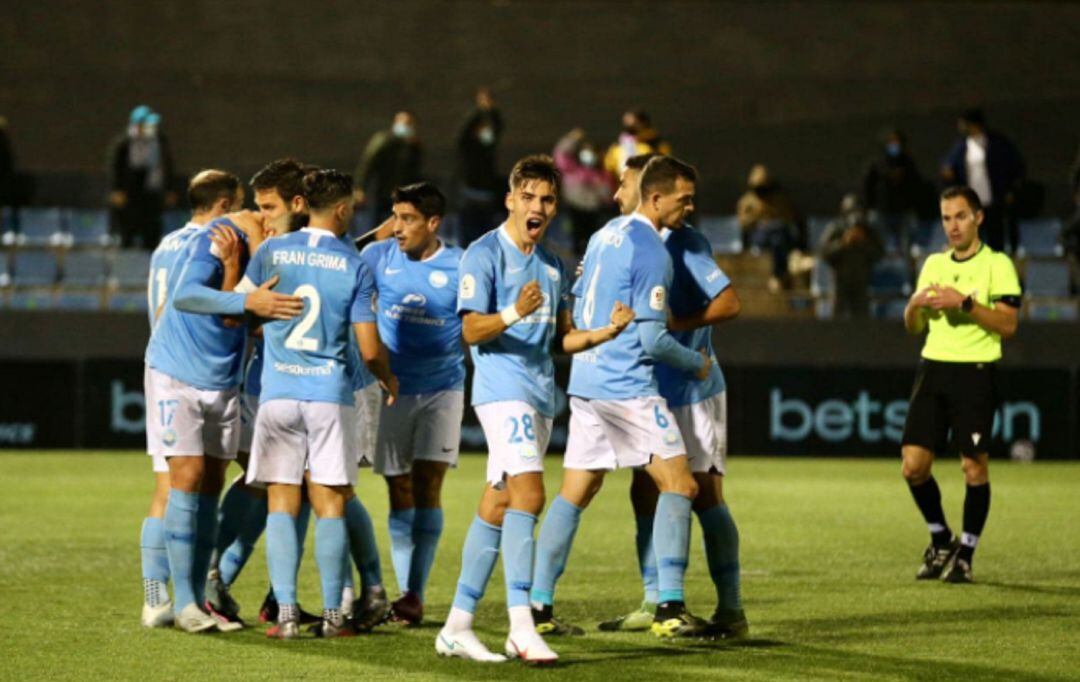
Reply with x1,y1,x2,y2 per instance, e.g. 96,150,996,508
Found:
168,456,204,492
691,474,718,511
961,456,989,485
413,463,447,508
386,474,414,510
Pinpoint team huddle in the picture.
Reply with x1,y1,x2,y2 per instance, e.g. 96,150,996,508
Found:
139,148,1014,665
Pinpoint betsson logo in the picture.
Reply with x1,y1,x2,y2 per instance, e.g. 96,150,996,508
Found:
769,389,1040,443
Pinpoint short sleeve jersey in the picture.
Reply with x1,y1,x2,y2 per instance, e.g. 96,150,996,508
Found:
242,228,376,405
916,244,1021,362
146,217,249,390
655,226,730,408
147,222,200,329
457,225,569,417
568,213,674,400
361,238,465,395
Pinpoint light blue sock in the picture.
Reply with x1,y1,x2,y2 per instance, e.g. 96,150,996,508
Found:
407,508,444,600
192,493,220,607
451,516,501,614
635,513,659,604
388,508,416,594
697,504,742,610
296,500,312,558
164,489,199,612
141,517,170,582
315,517,349,611
530,496,582,606
501,509,537,609
654,492,692,604
214,479,254,561
266,511,299,606
219,495,267,586
344,496,383,590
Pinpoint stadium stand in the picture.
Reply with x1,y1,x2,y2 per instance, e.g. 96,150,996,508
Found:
1018,217,1063,257
62,250,108,287
108,250,150,289
66,209,111,247
13,207,66,247
12,250,58,287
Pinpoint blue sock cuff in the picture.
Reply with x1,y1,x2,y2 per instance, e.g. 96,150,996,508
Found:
414,507,444,532
659,589,685,603
168,489,198,512
505,509,538,523
389,508,416,525
141,517,164,547
473,517,502,534
552,495,583,515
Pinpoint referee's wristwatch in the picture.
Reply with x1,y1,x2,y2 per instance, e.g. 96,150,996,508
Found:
961,294,975,313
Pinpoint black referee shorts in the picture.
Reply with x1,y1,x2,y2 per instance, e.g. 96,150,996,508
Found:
901,360,999,457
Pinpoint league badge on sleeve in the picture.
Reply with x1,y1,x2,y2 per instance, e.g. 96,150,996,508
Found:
460,274,476,300
650,286,666,311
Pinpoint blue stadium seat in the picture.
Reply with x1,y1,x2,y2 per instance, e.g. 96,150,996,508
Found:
696,215,742,255
56,290,103,311
1,206,14,232
12,250,59,286
1027,299,1078,321
8,290,55,311
108,290,150,313
66,209,111,247
16,208,66,247
1018,218,1063,257
869,257,912,296
62,250,108,287
807,216,834,248
162,209,189,236
1024,259,1070,296
911,219,948,255
109,250,151,288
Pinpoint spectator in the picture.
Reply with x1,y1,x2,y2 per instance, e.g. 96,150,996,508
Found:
457,87,504,245
820,206,884,319
863,128,925,252
736,164,804,290
603,108,671,177
353,110,423,222
107,106,174,250
940,109,1025,253
554,128,616,257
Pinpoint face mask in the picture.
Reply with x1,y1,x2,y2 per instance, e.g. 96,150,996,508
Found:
477,126,495,145
392,122,413,138
886,142,901,157
579,149,597,167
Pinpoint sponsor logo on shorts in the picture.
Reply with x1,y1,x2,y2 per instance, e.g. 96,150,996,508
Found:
429,270,449,288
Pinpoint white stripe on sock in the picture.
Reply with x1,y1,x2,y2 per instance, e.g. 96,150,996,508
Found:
928,523,947,534
960,532,979,548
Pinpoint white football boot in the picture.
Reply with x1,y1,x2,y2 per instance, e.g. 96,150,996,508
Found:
435,626,507,662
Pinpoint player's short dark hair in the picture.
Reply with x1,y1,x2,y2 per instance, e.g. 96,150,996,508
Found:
187,169,241,212
302,169,353,210
508,154,561,194
392,182,446,218
640,155,698,197
250,158,310,203
625,153,660,172
940,186,983,214
960,108,985,127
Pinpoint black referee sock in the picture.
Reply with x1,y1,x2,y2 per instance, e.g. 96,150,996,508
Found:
908,477,952,547
959,483,991,564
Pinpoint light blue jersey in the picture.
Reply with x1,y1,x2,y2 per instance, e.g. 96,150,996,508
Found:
347,334,377,391
457,225,569,417
362,238,465,395
242,339,263,398
655,226,730,408
242,227,376,405
146,217,249,390
568,213,673,400
147,222,200,329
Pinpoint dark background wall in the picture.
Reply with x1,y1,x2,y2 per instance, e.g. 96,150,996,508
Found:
2,1,1079,213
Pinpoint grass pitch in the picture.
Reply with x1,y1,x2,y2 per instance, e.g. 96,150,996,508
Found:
1,452,1078,681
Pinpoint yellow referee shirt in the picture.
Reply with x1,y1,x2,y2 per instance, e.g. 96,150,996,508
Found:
916,245,1020,363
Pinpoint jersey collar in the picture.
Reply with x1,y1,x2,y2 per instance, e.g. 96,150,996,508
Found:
301,226,337,238
950,243,985,263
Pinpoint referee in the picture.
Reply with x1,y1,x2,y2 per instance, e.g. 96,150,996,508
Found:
900,185,1021,583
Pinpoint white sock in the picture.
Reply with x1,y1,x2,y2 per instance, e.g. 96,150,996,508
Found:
144,579,169,608
960,532,979,548
445,607,475,633
508,605,534,633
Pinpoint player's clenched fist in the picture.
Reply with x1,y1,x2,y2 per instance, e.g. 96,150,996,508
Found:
609,300,635,332
243,275,305,320
515,280,544,317
694,348,713,381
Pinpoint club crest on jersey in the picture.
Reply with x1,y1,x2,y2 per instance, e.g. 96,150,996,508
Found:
460,274,476,300
546,265,560,282
649,286,666,311
429,270,449,288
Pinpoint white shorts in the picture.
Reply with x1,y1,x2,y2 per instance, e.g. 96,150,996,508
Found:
238,392,259,454
143,364,169,473
564,396,685,471
475,401,553,488
672,392,728,475
354,382,383,468
145,366,239,460
247,399,358,487
375,390,464,476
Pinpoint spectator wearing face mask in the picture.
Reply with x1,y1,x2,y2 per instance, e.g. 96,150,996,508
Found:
863,128,925,253
603,108,671,178
353,110,424,222
819,196,884,318
457,87,505,246
554,128,616,257
106,105,175,250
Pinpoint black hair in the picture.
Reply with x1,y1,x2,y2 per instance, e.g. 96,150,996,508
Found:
960,108,986,127
392,182,446,218
508,154,561,194
250,158,310,203
640,155,698,197
302,169,353,210
940,185,983,213
187,169,241,212
625,153,660,172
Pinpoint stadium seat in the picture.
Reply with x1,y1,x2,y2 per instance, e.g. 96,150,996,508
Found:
696,215,742,255
1027,299,1078,321
62,250,108,287
1018,218,1063,257
873,298,909,320
0,253,9,288
807,216,833,248
56,290,103,311
869,257,912,296
107,290,150,313
162,209,189,236
911,219,948,255
1024,259,1070,296
0,206,13,232
16,207,66,247
12,250,59,286
66,209,111,247
109,250,151,288
8,289,55,311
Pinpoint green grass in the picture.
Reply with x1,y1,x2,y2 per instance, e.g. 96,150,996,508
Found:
1,453,1078,681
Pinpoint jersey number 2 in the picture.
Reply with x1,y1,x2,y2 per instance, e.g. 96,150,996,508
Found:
284,284,321,351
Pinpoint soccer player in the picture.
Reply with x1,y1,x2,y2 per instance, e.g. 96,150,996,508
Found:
435,155,634,664
360,182,464,625
146,185,303,632
901,185,1020,583
239,169,397,639
141,169,243,628
529,155,714,640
